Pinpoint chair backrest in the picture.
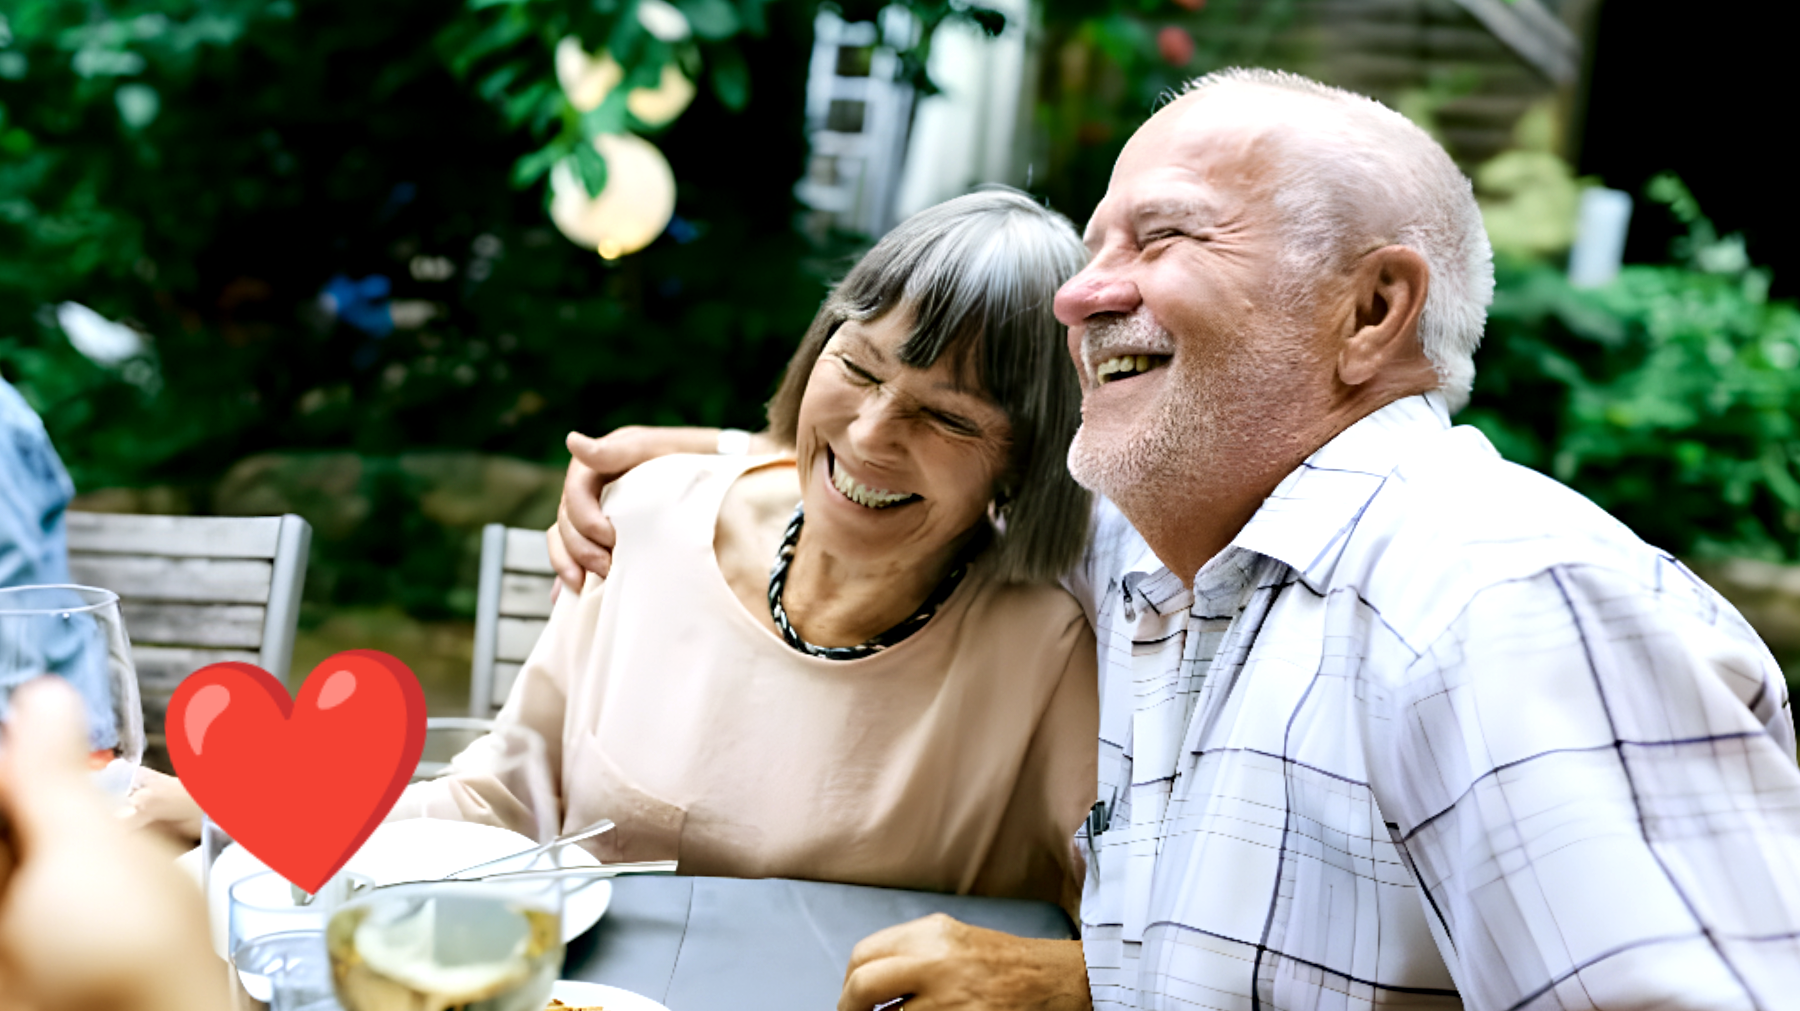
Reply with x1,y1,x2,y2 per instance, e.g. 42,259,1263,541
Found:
470,524,554,718
65,511,311,772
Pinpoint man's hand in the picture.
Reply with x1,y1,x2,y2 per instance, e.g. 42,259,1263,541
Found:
0,679,228,1011
839,914,1091,1011
550,425,781,593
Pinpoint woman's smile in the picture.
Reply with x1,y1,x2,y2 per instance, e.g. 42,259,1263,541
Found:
826,447,921,510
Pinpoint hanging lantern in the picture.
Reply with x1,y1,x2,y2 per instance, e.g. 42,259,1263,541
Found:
627,63,696,127
549,132,677,260
557,36,694,128
556,36,623,112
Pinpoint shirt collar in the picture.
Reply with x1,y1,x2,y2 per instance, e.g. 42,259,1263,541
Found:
1227,392,1453,588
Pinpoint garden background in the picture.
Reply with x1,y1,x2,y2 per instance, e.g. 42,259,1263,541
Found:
4,0,1797,712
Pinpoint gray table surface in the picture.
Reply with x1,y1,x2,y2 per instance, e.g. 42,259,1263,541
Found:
563,877,1074,1010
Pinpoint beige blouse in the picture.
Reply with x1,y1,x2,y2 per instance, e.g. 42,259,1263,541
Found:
394,453,1098,912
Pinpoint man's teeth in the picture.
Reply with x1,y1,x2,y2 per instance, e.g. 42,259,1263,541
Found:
832,465,913,509
1095,354,1167,384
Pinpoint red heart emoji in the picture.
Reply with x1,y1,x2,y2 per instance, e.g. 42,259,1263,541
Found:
168,650,427,893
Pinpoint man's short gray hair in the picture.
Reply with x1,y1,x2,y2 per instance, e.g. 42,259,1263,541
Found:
1181,68,1495,411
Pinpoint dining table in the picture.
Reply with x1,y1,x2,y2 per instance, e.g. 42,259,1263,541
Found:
562,876,1077,1010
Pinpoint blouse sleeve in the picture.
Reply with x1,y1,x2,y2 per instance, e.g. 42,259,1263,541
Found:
386,568,609,837
969,607,1100,920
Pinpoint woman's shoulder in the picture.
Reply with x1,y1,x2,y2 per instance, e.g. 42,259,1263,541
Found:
603,453,786,519
952,564,1093,647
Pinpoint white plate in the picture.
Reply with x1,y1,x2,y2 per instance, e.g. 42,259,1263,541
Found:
207,818,612,958
549,980,672,1011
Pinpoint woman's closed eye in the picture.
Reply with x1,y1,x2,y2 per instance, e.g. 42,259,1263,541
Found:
838,357,882,385
921,408,981,438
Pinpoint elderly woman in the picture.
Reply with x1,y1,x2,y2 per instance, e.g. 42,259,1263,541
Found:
395,189,1097,912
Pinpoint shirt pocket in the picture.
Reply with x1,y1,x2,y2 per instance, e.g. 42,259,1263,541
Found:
567,734,687,866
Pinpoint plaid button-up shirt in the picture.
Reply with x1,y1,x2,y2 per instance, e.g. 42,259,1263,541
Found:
1067,393,1800,1010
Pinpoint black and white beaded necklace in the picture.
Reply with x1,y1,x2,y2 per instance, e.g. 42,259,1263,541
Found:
766,506,980,660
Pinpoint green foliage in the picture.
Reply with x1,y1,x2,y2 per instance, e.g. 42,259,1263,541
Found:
0,0,836,615
1032,0,1299,225
438,0,1010,194
1463,175,1800,561
0,0,830,488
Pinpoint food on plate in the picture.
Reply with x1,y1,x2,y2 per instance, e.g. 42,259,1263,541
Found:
546,1000,604,1010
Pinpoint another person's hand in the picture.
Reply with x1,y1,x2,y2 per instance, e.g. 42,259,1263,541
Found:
0,679,228,1011
121,767,204,846
839,914,1091,1011
549,425,740,592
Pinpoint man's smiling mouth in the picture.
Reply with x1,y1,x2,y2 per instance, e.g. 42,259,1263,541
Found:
828,449,921,509
1094,354,1172,384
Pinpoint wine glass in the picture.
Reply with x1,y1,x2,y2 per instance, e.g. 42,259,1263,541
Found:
0,584,144,798
327,877,564,1011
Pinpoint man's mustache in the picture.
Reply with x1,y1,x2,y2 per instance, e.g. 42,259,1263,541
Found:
1080,312,1177,365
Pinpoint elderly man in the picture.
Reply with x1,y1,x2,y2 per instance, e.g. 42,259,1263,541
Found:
553,69,1800,1009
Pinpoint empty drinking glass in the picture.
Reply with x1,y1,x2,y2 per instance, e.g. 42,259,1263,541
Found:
231,870,372,1006
233,931,343,1011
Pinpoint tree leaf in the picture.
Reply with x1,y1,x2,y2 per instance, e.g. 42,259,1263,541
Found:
511,137,569,187
573,140,608,197
709,44,748,111
114,83,160,129
677,0,738,40
735,0,768,37
501,79,552,127
579,90,628,137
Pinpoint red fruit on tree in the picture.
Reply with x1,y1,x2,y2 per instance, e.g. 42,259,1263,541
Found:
1158,25,1196,67
1172,0,1206,10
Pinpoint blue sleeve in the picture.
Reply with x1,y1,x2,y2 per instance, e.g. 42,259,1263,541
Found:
0,378,76,588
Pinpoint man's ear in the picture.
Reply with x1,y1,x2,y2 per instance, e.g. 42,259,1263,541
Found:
1338,245,1430,388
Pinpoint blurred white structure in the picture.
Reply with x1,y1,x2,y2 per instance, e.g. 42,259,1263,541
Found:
797,1,1030,238
893,0,1030,221
1568,187,1633,288
56,302,146,364
795,8,919,237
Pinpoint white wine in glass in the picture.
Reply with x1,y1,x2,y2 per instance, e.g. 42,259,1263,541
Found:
0,584,144,797
327,880,563,1011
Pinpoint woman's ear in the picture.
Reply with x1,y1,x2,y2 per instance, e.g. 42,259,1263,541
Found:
1338,245,1431,388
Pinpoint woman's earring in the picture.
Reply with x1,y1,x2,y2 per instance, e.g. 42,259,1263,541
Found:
989,486,1014,524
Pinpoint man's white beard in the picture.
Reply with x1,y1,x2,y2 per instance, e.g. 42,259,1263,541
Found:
1067,371,1208,507
1067,312,1210,510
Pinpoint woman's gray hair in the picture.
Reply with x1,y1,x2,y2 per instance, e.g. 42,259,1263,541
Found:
1181,69,1496,411
767,187,1092,584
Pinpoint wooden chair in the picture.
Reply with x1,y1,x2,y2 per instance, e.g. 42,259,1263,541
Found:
469,524,555,718
65,512,312,772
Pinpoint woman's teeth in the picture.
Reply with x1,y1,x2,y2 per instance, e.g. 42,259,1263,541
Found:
1095,354,1168,384
831,465,914,509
